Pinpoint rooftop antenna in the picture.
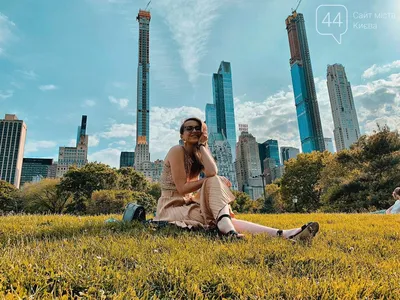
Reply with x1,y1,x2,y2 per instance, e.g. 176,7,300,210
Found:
145,0,151,11
291,0,303,13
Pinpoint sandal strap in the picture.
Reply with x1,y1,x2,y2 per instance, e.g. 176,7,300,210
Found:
216,213,231,225
277,229,283,237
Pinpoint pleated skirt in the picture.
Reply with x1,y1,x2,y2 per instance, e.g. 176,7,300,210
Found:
153,176,236,229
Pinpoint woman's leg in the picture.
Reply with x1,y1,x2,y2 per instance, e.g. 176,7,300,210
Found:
231,218,301,239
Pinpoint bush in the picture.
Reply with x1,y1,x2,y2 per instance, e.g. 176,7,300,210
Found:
87,190,157,215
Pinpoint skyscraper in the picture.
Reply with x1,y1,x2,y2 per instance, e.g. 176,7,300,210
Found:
235,131,263,200
286,12,325,153
280,146,300,164
205,104,218,134
135,8,151,170
208,132,237,190
324,137,335,153
20,158,53,187
327,64,361,151
213,61,237,160
0,114,27,188
259,139,280,173
120,152,135,168
57,115,89,178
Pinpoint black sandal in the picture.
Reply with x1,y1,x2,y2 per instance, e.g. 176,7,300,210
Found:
216,214,242,239
288,222,319,242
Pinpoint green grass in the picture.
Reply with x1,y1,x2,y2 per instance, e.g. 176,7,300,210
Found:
1,214,400,299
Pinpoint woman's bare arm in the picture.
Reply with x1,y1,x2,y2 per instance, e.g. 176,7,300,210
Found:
199,145,218,177
386,205,394,214
168,146,206,195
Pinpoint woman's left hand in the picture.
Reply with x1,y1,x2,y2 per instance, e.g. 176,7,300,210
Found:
220,176,232,188
198,122,208,145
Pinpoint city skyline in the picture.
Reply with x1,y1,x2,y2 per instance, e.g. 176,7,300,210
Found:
1,0,399,168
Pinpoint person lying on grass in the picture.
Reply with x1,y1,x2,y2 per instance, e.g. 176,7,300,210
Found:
153,117,320,241
386,187,400,214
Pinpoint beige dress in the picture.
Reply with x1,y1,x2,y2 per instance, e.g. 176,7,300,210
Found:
153,147,236,229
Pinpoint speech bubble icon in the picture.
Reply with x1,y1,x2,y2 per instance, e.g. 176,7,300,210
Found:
316,4,348,44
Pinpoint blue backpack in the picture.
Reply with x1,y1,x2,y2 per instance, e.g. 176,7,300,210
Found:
122,203,146,222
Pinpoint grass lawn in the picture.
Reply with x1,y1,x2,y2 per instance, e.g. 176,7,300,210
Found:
0,213,399,299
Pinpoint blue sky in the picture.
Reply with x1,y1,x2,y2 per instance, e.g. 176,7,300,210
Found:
0,0,399,167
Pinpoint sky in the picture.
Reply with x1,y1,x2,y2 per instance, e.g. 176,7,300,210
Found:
0,0,399,168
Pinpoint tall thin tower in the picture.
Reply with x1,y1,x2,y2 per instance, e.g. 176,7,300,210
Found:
135,8,151,168
286,12,325,153
327,64,360,151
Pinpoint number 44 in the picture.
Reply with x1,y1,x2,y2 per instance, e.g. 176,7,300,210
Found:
322,12,343,27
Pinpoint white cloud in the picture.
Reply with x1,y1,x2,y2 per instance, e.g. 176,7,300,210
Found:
68,139,76,147
39,84,58,91
25,140,57,153
108,140,127,147
16,69,38,80
89,135,100,147
109,96,129,109
82,99,96,107
0,90,13,100
362,60,400,79
100,123,135,139
88,148,121,168
154,0,227,85
112,82,127,89
0,13,15,55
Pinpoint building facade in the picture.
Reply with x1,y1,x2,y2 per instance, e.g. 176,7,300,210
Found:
263,158,284,184
213,61,237,160
120,151,135,168
280,146,300,164
57,116,89,178
20,158,53,187
208,132,237,190
205,103,218,134
327,64,361,151
0,114,27,188
324,137,335,153
135,9,151,173
235,131,263,200
286,12,325,153
259,139,280,173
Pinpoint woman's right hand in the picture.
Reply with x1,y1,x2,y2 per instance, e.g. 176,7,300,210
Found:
198,122,208,146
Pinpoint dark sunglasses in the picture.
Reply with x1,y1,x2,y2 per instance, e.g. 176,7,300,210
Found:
184,125,202,132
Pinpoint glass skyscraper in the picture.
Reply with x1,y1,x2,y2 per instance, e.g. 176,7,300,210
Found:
136,9,151,145
120,152,135,168
259,139,280,173
205,104,218,134
21,158,53,187
286,12,325,153
212,61,237,160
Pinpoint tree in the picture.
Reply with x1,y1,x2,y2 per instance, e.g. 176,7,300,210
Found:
147,182,161,201
321,125,400,212
0,180,19,213
87,190,132,215
59,163,119,214
117,167,149,192
131,191,157,213
280,151,332,212
19,179,70,213
231,190,258,213
263,183,283,213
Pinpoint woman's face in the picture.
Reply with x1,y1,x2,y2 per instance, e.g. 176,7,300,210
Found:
182,120,202,145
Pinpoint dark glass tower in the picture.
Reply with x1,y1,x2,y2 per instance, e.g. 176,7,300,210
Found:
286,12,325,152
212,61,237,160
136,9,151,145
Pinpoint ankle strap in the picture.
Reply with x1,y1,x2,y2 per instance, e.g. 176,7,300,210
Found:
216,214,231,224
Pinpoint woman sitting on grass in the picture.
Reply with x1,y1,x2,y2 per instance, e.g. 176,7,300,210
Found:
386,187,400,214
153,117,320,241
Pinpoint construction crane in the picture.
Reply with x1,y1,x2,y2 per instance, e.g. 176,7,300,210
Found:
291,0,303,13
145,0,151,11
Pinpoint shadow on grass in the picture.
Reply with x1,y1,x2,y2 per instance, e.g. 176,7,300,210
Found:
0,219,224,247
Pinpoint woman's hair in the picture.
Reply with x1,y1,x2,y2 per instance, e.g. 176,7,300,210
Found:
180,117,204,178
394,187,400,197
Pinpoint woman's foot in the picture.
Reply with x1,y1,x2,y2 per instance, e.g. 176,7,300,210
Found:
286,222,319,242
216,214,245,239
